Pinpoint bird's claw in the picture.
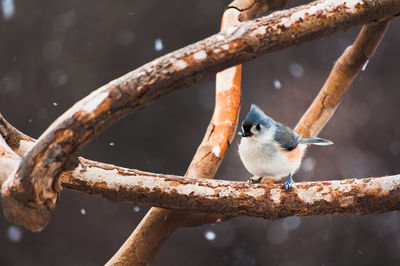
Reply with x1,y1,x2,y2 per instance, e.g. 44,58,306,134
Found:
283,174,293,190
283,180,291,190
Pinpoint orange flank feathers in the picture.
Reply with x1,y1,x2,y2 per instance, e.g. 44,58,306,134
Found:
285,145,302,161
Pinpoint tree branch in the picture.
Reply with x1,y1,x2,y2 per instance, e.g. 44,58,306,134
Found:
2,136,399,221
295,20,390,137
60,163,400,218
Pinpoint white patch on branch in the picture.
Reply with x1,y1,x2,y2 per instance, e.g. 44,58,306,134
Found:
270,188,281,204
226,25,238,35
340,196,354,207
82,91,109,113
216,67,236,93
252,27,267,37
174,60,187,70
245,187,265,198
213,120,233,126
296,186,319,204
75,164,222,198
212,146,221,157
193,50,207,60
17,140,34,155
344,0,362,13
175,183,215,196
278,0,364,29
222,44,230,50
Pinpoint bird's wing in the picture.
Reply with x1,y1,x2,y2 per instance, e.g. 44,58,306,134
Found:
273,123,301,151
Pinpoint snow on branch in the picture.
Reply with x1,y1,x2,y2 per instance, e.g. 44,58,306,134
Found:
1,137,400,219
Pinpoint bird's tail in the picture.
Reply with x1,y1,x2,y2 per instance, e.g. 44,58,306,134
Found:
300,137,333,146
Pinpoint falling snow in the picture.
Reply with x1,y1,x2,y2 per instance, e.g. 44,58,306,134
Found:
155,38,163,51
204,230,216,241
133,206,140,212
80,208,86,215
283,216,301,231
273,80,282,89
53,102,58,107
1,0,15,20
7,225,22,243
109,142,115,146
302,157,316,172
361,60,369,71
289,62,304,78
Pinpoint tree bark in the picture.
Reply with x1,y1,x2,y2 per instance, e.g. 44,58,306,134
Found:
2,142,400,220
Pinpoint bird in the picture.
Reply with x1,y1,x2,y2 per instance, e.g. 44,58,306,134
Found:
238,104,333,189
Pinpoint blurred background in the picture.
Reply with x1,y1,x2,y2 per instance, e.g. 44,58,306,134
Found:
1,0,400,265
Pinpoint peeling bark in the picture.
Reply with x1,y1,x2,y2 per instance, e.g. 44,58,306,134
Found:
1,145,399,220
0,114,35,156
61,163,400,218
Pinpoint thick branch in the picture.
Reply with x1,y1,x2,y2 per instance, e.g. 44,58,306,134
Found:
2,138,399,221
55,160,400,218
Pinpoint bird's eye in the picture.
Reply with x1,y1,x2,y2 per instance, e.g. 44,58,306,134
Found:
255,124,261,131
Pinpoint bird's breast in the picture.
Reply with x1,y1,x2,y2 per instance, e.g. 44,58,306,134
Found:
238,138,304,178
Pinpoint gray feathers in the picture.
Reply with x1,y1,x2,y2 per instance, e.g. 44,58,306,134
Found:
299,137,333,146
274,123,302,151
242,104,333,150
242,104,272,132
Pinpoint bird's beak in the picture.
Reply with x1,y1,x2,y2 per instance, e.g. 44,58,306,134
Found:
241,132,253,137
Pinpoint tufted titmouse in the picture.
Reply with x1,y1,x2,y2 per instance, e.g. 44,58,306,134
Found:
238,104,333,189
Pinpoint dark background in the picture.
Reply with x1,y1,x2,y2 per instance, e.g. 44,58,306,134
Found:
1,0,400,265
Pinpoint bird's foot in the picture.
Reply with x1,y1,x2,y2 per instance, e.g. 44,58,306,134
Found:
248,176,263,184
283,174,293,190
